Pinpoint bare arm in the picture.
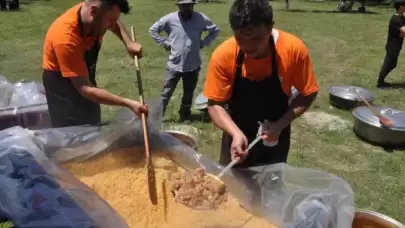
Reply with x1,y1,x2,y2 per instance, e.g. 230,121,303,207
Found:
275,40,319,128
69,76,133,106
275,92,318,129
207,100,243,138
149,16,171,50
110,20,135,48
109,20,142,57
200,13,220,48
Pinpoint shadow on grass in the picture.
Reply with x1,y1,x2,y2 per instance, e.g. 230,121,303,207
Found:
164,111,211,123
159,0,226,3
198,0,227,4
277,8,379,14
20,0,50,5
377,82,405,90
354,133,405,153
0,0,50,13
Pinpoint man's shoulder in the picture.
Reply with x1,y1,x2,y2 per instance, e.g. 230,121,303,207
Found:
46,6,81,46
47,21,80,46
211,37,238,60
162,12,179,21
277,29,307,48
389,14,405,25
276,29,309,56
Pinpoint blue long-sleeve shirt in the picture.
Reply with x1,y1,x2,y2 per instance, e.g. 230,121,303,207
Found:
149,11,220,72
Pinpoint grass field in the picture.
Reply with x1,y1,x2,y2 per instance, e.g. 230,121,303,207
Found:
1,0,405,226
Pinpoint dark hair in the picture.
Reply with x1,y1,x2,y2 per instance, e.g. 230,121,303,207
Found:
229,0,273,30
100,0,131,14
394,2,405,10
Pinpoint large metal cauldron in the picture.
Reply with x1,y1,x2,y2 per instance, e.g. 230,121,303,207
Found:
164,125,198,150
329,85,374,110
352,209,405,228
352,106,405,145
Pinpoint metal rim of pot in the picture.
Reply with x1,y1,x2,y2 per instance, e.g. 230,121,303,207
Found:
352,106,405,131
328,85,374,109
194,92,208,110
164,129,198,150
354,209,405,228
329,85,374,100
352,106,405,146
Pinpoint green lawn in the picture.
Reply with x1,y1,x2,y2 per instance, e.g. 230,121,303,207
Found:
1,0,405,226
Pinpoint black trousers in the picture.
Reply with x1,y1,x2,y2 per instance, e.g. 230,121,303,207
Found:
160,68,199,115
0,0,6,10
378,52,399,83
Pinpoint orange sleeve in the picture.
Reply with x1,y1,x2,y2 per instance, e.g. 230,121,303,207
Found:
291,42,319,96
53,38,88,78
203,47,235,102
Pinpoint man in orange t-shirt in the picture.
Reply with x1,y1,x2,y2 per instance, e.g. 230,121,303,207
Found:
42,0,147,127
204,0,319,168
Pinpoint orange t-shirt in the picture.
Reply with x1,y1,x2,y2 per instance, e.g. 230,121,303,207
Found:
203,29,319,102
42,3,102,78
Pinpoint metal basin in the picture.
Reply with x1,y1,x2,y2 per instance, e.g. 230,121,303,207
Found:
352,209,405,228
329,85,374,110
352,106,405,146
194,92,208,111
165,130,198,150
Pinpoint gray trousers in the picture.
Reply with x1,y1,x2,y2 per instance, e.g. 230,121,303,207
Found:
161,67,199,115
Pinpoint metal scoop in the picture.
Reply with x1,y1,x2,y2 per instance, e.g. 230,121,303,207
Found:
217,135,262,179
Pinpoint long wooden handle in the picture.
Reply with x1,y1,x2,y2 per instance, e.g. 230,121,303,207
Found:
130,26,157,205
130,28,144,105
358,95,392,127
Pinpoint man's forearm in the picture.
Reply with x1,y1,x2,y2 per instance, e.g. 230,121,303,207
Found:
111,20,133,46
201,27,220,47
208,104,243,137
278,92,318,128
81,86,131,107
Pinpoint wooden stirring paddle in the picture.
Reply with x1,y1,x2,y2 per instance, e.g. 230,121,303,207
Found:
358,95,393,128
130,26,158,205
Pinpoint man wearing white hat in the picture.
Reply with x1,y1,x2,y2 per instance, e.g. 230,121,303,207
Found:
149,0,220,121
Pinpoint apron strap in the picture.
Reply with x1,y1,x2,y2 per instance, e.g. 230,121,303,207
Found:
268,35,279,80
235,49,244,79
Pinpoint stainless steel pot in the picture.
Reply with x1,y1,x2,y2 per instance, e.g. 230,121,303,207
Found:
353,209,405,228
194,92,208,111
352,106,405,145
329,85,374,110
164,130,198,150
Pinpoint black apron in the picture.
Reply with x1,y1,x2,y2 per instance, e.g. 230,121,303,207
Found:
42,7,101,128
219,35,291,168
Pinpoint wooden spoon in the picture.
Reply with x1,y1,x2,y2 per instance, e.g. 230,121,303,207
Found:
358,95,393,128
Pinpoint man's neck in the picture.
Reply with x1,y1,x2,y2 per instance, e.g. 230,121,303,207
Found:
80,5,93,35
179,11,193,21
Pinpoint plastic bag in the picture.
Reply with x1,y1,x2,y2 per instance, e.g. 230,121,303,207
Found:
29,101,354,228
0,103,51,131
0,79,51,131
10,81,47,107
228,164,355,228
0,126,129,228
0,75,14,108
31,99,163,163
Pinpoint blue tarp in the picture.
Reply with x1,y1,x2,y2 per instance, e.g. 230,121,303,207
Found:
0,127,129,228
